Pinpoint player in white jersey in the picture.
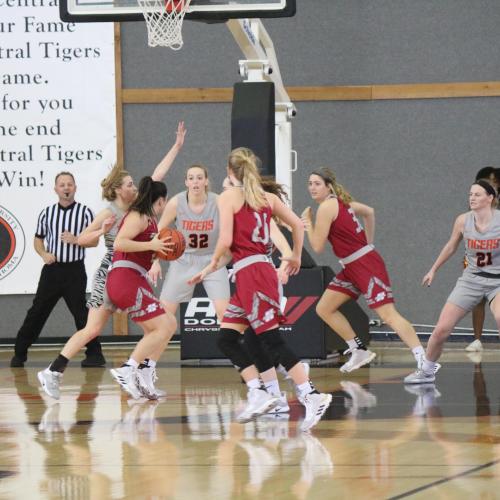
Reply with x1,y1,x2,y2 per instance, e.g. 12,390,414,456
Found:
406,180,500,384
151,164,231,321
466,166,500,352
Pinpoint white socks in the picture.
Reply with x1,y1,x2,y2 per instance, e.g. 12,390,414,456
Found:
412,345,425,361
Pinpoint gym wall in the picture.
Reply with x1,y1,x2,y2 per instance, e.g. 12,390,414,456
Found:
2,0,500,338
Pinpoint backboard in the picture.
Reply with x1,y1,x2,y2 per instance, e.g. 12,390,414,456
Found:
60,0,296,23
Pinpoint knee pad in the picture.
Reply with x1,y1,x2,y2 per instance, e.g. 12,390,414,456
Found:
217,328,253,372
243,328,274,373
259,328,300,372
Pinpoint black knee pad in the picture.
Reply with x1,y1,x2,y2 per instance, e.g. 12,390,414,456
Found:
243,328,274,373
217,328,253,372
259,328,300,372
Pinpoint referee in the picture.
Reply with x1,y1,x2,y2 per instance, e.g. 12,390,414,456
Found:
10,172,106,368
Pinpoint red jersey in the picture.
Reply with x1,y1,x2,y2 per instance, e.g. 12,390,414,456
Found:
112,213,158,271
327,198,368,258
231,203,272,263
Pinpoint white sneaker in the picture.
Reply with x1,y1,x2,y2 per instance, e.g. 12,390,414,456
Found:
38,403,62,442
110,366,141,400
38,368,63,400
404,383,441,415
236,388,279,423
136,366,163,400
465,339,483,352
339,349,376,373
300,433,334,480
466,352,483,364
266,391,290,414
404,363,441,385
300,392,332,431
340,381,377,416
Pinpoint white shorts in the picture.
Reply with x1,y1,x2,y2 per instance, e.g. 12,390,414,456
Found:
447,271,500,312
160,253,230,304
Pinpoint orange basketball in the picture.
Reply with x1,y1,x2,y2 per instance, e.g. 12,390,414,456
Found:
155,227,186,261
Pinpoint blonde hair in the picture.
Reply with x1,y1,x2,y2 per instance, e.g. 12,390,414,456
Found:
227,147,267,210
185,164,210,193
311,167,353,204
101,163,131,201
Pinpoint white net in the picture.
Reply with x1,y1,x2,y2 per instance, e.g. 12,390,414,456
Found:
137,0,192,50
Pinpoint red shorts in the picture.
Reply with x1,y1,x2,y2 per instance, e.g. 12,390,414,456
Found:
106,268,164,323
327,250,394,309
223,262,285,334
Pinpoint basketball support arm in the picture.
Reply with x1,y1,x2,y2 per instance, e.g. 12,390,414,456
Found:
226,19,297,206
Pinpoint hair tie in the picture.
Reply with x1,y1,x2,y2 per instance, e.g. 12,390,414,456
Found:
474,179,497,197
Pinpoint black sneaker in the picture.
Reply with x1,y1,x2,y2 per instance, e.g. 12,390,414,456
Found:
81,353,106,367
10,355,26,368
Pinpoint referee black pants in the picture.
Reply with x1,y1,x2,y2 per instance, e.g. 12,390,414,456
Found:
14,261,103,360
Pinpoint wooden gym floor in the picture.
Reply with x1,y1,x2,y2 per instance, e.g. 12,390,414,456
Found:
0,343,499,499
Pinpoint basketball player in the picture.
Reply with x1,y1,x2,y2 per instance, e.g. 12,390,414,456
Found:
190,148,332,431
466,166,500,353
148,169,297,412
301,168,425,375
405,180,500,383
152,164,230,322
106,176,177,399
37,122,186,400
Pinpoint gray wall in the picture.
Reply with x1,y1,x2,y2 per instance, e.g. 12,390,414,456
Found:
3,0,500,339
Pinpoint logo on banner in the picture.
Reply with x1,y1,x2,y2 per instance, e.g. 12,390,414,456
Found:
0,206,26,280
182,295,319,332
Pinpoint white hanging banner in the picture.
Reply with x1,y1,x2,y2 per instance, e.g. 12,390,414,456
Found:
0,4,116,294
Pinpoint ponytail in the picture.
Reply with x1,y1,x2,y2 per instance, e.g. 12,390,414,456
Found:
311,167,353,204
129,176,167,216
228,147,267,210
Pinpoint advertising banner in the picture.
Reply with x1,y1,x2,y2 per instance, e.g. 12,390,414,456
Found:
0,4,116,293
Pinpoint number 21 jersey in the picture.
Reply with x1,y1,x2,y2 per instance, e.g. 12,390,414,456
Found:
463,210,500,273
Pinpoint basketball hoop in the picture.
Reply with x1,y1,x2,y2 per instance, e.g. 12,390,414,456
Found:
137,0,192,50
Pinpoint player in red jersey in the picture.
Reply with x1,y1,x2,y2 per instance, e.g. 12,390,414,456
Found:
106,177,177,399
190,148,332,431
301,168,425,377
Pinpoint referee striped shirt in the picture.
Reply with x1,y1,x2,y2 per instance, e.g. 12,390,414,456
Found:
35,202,94,263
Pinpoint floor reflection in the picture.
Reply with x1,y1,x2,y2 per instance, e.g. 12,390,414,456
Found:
1,346,500,498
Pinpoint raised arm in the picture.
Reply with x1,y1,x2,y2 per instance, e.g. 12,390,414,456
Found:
151,121,186,182
422,213,465,286
77,207,116,247
350,201,375,244
301,198,338,254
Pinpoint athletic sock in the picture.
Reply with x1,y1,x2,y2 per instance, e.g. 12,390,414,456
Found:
347,337,366,351
297,381,318,398
264,379,281,397
49,354,69,373
412,345,425,361
139,358,157,369
422,357,438,374
246,378,261,390
122,358,139,369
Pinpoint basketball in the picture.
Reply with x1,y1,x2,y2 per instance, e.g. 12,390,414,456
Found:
155,227,186,261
